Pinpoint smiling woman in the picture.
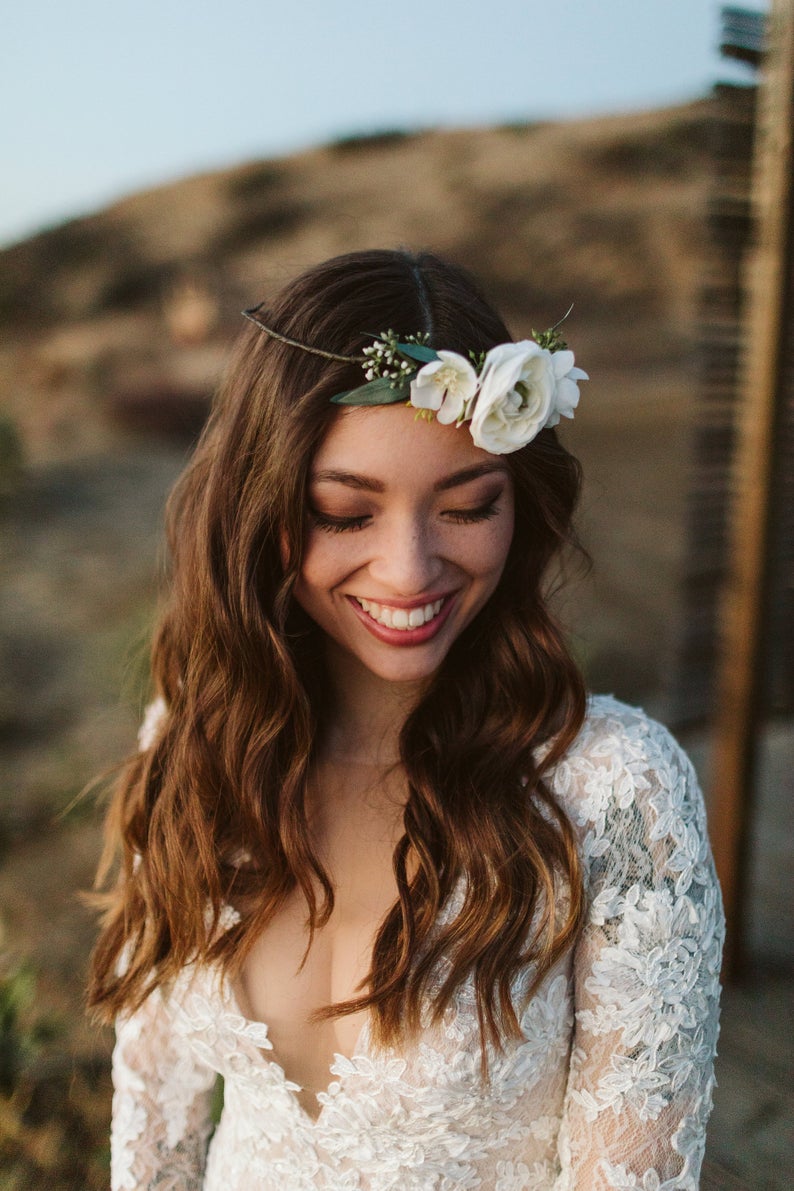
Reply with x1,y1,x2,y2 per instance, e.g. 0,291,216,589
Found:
87,249,724,1189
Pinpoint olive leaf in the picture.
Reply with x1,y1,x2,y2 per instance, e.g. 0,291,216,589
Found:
396,342,438,364
331,376,411,406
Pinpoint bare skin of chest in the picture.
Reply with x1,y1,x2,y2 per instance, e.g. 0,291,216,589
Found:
235,763,407,1118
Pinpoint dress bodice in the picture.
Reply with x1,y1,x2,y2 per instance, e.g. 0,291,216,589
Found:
111,696,724,1190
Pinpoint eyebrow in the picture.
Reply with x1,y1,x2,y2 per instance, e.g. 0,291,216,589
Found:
311,463,509,494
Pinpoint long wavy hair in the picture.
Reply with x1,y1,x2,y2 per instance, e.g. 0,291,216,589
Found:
88,249,588,1071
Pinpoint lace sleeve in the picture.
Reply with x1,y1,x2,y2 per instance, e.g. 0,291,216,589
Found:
109,696,217,1188
554,703,725,1190
111,982,217,1191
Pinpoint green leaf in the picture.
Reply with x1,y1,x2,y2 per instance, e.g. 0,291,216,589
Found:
396,342,438,364
331,376,410,406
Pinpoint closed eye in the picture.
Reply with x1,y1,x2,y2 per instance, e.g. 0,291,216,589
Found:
309,510,371,533
309,495,503,532
443,500,501,525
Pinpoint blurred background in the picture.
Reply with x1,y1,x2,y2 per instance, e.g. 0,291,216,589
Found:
0,1,790,1187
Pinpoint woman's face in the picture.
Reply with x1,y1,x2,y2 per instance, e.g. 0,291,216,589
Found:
294,404,515,686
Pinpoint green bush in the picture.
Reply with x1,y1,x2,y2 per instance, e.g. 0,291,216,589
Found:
0,963,55,1097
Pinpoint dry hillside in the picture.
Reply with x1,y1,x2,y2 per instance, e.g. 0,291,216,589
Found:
1,103,709,457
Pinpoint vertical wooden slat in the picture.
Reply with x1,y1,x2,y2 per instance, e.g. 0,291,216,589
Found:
676,79,757,727
710,0,794,974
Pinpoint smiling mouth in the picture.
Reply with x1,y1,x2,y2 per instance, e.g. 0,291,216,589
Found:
353,597,444,631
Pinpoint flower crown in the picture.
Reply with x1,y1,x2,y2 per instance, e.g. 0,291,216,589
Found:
242,306,587,455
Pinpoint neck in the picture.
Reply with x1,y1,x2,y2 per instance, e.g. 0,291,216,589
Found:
318,643,424,768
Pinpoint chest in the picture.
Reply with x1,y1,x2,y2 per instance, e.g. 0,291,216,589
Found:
234,785,405,1117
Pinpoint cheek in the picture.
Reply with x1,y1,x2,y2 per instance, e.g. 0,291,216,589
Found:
295,531,360,599
472,506,515,580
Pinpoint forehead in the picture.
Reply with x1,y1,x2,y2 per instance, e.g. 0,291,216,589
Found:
311,405,507,488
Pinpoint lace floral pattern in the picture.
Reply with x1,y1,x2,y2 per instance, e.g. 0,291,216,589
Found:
111,697,724,1189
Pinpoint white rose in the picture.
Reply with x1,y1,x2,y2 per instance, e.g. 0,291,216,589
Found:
469,341,556,454
544,349,589,428
410,351,479,424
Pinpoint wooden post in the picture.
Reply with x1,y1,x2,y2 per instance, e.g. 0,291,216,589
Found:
710,0,794,975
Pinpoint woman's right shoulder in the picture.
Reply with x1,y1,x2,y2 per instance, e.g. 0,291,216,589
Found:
137,696,169,752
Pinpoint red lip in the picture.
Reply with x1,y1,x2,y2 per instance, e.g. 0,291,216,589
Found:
348,590,452,610
346,594,456,646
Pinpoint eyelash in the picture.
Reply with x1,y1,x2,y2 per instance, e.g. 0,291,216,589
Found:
310,511,370,534
309,500,501,534
445,501,500,525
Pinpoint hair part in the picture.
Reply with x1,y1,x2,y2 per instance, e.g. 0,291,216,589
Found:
88,249,587,1078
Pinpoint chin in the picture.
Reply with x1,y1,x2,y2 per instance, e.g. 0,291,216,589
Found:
351,642,449,686
364,657,443,686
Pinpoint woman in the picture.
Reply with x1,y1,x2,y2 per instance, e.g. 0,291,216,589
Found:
88,249,724,1189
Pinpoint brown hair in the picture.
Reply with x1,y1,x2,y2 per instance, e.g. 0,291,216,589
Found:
88,249,587,1072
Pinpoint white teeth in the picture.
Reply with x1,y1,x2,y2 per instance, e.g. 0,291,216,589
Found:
354,597,445,630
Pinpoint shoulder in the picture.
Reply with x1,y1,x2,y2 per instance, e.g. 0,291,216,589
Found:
137,696,169,751
550,695,713,892
555,694,697,806
573,693,689,770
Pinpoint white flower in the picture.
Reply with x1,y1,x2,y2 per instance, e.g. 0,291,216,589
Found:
469,341,556,454
410,351,479,424
544,349,589,428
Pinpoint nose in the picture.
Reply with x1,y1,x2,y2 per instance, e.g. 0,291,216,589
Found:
367,513,444,597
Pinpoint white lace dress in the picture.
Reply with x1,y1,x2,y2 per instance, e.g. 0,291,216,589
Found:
110,696,724,1190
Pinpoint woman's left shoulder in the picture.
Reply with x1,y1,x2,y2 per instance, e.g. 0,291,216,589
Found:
549,694,712,876
570,693,695,779
547,692,694,784
545,697,723,921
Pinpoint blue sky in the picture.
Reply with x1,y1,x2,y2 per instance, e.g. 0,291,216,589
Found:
2,0,765,247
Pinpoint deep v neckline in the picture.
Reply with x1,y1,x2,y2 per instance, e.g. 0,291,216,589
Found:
224,978,373,1125
218,877,465,1124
